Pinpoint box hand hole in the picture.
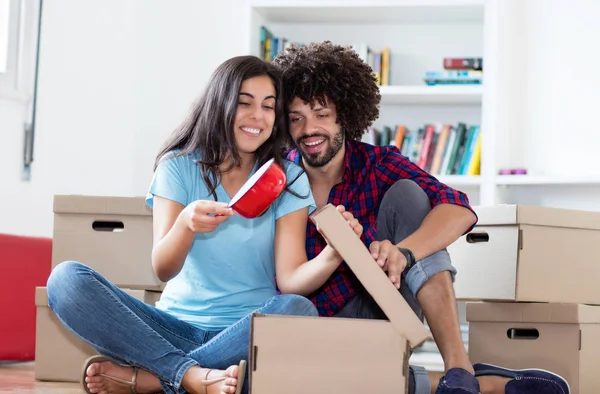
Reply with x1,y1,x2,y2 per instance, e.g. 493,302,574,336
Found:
466,232,489,243
506,328,539,340
92,221,125,232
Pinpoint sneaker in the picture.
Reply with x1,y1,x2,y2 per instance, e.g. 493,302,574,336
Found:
436,368,481,394
473,363,570,394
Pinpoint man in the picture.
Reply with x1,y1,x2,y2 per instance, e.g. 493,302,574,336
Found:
272,41,569,394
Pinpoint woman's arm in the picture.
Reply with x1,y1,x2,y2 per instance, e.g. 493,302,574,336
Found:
151,197,233,282
151,197,194,282
274,206,362,296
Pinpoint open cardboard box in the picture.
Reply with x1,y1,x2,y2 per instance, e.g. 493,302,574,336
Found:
249,204,430,393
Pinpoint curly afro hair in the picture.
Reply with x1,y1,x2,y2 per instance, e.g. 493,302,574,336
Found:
272,41,381,141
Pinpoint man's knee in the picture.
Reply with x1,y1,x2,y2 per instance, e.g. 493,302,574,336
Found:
378,181,432,238
381,180,430,215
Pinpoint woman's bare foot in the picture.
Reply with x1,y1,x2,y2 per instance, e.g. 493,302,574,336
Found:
84,359,162,394
181,364,241,394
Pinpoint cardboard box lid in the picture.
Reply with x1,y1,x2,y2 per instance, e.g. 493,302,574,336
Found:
309,204,430,349
473,204,600,230
53,195,151,216
466,302,600,324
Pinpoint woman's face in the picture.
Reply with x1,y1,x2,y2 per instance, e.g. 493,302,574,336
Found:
233,75,276,156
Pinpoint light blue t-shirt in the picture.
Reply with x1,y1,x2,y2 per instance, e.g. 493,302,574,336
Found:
145,151,315,331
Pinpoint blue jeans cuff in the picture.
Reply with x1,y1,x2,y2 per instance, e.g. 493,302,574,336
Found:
405,249,457,296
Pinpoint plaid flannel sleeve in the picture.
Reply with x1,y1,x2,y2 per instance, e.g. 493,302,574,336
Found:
376,149,478,230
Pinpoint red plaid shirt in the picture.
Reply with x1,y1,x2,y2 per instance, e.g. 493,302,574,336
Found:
285,140,476,317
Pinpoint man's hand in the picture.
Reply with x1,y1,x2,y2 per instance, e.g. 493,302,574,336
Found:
369,240,406,289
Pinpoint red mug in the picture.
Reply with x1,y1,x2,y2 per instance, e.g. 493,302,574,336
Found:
226,158,287,218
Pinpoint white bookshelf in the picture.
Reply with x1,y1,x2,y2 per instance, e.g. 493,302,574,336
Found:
248,0,491,207
496,175,600,186
379,85,482,106
248,0,600,209
249,0,484,24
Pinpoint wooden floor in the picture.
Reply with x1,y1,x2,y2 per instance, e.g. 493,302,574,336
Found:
0,362,83,393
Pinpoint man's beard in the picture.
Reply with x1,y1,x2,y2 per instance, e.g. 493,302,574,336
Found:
296,131,344,168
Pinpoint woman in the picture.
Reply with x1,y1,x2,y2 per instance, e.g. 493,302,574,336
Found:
47,55,362,394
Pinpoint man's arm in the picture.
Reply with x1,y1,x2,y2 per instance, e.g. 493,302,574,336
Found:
369,148,478,287
397,203,477,262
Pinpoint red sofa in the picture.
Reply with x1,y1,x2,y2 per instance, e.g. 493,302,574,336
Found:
0,233,52,361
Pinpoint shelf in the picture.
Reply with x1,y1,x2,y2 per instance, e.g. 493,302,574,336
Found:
251,0,484,24
379,85,482,105
496,175,600,186
437,175,481,186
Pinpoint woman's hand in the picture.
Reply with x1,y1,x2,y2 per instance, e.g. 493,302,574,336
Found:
181,200,235,233
317,205,363,246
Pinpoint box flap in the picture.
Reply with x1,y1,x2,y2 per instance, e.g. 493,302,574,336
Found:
35,286,48,306
53,195,151,216
309,204,430,349
466,302,600,323
517,205,600,231
473,204,600,230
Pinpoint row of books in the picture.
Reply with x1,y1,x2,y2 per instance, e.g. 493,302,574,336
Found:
352,43,391,86
363,122,481,176
424,57,483,86
259,29,392,86
259,26,295,62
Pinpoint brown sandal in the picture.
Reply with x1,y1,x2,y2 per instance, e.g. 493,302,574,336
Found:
81,355,247,394
201,360,247,394
80,355,140,394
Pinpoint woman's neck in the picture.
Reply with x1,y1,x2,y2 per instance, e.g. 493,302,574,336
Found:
219,152,256,176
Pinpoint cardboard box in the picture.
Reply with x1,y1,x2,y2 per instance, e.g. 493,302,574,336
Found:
249,204,430,394
52,195,164,290
448,204,600,303
34,286,162,382
467,301,600,394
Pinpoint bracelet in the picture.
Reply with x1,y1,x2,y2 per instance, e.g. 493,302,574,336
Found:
397,247,416,270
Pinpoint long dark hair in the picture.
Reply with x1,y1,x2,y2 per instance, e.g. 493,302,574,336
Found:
154,55,303,201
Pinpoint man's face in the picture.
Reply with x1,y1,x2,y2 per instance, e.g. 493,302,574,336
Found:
288,97,344,168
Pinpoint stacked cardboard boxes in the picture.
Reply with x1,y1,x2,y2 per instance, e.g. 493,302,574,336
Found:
448,204,600,393
35,195,163,382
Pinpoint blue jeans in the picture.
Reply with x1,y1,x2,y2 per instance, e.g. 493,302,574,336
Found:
47,261,318,394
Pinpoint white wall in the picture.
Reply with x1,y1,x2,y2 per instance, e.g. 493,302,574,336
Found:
2,0,600,237
0,0,247,237
518,0,600,177
500,0,600,211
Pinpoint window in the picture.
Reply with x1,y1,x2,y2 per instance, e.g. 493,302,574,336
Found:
0,0,10,73
1,0,42,181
